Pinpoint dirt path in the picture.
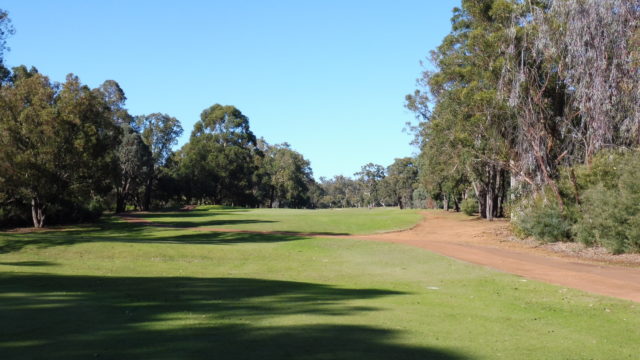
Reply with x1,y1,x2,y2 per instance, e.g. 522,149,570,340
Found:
353,212,640,303
120,212,640,303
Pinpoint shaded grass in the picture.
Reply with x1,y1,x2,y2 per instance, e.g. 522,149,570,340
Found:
1,210,639,359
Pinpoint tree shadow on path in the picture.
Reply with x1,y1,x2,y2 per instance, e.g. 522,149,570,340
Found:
0,274,470,360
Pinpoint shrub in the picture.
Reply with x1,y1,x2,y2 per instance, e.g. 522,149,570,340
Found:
512,193,572,243
460,198,478,216
573,152,640,254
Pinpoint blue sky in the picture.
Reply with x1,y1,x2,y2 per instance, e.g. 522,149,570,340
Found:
3,0,459,179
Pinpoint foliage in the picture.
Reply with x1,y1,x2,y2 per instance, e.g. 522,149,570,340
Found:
135,113,183,210
354,163,386,207
407,0,515,219
460,198,478,216
572,150,640,253
512,192,572,243
383,158,418,209
256,140,315,208
0,67,120,227
177,104,260,206
0,8,14,81
115,125,153,213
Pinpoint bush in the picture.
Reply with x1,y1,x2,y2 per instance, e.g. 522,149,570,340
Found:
573,151,640,254
512,193,572,243
460,198,478,216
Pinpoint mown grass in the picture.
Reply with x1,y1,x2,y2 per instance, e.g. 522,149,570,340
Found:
134,206,423,235
0,208,638,359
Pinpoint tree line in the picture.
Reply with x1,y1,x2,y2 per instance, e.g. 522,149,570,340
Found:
406,0,639,252
0,9,427,228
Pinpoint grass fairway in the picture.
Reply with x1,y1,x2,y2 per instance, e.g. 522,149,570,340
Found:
1,208,639,359
134,206,423,234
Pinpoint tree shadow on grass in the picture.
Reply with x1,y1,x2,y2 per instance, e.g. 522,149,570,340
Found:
0,220,307,254
0,274,470,360
0,260,58,266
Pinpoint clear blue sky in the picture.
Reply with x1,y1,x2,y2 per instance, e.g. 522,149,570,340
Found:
3,0,459,179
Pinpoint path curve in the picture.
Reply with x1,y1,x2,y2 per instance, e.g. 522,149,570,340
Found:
120,212,640,302
352,212,640,303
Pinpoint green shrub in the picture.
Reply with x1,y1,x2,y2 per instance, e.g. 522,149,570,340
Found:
512,193,572,243
460,198,478,216
573,152,640,254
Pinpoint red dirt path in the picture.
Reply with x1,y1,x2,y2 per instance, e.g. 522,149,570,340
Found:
352,211,640,303
121,211,640,303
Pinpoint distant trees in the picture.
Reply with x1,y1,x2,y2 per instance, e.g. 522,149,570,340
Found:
257,140,315,208
355,163,385,208
383,158,418,210
312,158,422,209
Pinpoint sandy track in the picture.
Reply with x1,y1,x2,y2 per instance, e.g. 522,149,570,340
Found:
121,212,640,302
353,212,640,303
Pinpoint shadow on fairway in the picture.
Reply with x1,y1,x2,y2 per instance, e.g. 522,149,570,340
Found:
0,274,469,360
123,210,278,228
0,215,350,254
0,260,58,266
0,221,307,254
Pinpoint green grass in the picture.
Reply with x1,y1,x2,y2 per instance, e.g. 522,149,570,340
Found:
134,206,423,234
1,208,639,359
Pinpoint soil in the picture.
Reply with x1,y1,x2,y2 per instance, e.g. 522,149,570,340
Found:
352,211,640,303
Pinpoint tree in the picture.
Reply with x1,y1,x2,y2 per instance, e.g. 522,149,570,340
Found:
0,68,119,227
407,0,517,219
534,0,640,160
256,140,314,208
354,163,385,208
178,104,260,205
115,126,153,213
0,9,14,81
135,113,183,210
384,158,418,209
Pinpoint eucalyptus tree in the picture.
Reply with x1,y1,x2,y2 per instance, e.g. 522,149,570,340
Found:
0,9,14,81
257,141,314,208
384,158,419,210
179,104,260,205
534,0,640,159
498,0,640,209
135,113,183,210
407,0,517,219
354,163,386,208
115,126,153,213
0,68,119,227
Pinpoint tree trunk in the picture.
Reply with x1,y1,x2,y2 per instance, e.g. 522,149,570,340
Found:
116,194,126,213
485,191,494,221
269,186,275,208
31,197,46,228
473,181,487,218
142,175,153,211
485,166,495,221
495,170,503,218
443,194,449,211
